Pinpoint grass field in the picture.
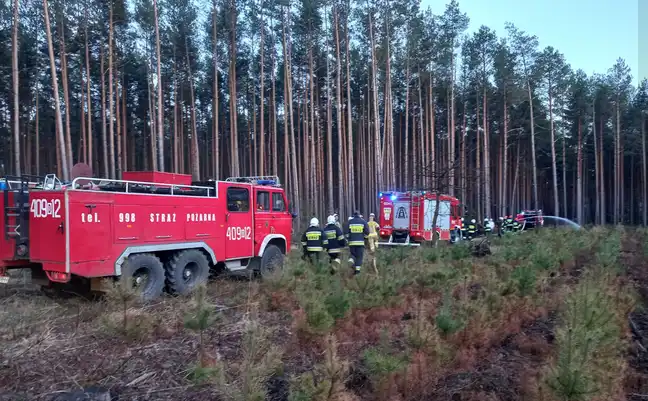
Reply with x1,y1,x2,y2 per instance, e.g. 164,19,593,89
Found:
1,227,648,401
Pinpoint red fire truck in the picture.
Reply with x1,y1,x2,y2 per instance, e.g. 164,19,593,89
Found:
377,191,463,246
515,209,544,230
0,172,294,300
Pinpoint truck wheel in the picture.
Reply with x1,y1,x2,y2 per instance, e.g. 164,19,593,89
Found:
122,253,165,301
165,249,210,295
259,244,284,279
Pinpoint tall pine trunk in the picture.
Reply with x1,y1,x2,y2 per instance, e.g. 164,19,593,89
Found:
212,3,220,178
43,0,69,180
108,5,115,178
153,0,164,170
12,0,20,175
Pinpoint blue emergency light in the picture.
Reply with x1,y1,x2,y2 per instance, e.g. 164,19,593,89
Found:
390,194,397,201
257,179,276,186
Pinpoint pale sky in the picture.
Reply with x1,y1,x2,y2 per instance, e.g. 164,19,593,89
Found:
427,0,644,85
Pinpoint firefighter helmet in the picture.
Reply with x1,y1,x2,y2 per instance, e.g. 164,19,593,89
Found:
471,219,476,224
327,215,336,225
310,217,319,227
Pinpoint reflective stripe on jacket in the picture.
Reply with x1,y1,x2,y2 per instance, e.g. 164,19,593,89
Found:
324,223,346,253
301,226,328,252
346,216,369,247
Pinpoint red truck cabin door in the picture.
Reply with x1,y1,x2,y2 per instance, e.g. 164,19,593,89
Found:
253,189,291,252
224,185,254,260
254,189,271,247
270,191,292,241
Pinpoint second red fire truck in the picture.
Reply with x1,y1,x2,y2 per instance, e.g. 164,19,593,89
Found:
0,172,294,300
377,191,463,246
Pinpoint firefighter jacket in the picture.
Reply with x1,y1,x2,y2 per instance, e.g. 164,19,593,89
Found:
467,224,476,234
346,216,369,247
484,221,492,233
505,218,514,229
367,221,380,237
324,223,346,253
301,226,328,252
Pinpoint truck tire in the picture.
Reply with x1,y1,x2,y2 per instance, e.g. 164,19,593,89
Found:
259,244,284,279
165,249,210,295
122,253,165,301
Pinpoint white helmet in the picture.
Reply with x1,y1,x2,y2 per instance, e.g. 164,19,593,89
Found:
461,217,464,221
310,217,319,227
348,216,353,221
327,215,336,225
471,219,476,224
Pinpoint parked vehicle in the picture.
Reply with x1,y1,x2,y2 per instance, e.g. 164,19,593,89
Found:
0,172,294,300
377,191,463,246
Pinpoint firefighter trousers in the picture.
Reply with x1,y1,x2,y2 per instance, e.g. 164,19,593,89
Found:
367,235,379,252
304,251,322,264
349,246,364,271
328,251,342,264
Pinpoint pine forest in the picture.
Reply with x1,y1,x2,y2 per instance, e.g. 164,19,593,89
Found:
1,0,646,226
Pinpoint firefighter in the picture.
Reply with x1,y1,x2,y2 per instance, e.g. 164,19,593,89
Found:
467,219,477,239
512,216,521,232
346,211,369,275
324,215,346,267
498,216,505,236
461,217,467,239
333,213,342,230
484,218,492,234
367,213,380,252
301,217,328,263
505,215,514,232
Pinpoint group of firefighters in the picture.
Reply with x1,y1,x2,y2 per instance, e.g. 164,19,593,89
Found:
301,209,528,273
455,215,525,240
301,211,380,275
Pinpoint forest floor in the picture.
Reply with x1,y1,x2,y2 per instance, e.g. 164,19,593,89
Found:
1,227,648,401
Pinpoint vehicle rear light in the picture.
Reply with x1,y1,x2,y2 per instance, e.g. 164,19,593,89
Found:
46,271,70,283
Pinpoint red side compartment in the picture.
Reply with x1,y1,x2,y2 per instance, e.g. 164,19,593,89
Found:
29,190,67,273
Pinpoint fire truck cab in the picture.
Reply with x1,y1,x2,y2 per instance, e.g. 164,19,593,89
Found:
0,172,293,300
377,191,462,246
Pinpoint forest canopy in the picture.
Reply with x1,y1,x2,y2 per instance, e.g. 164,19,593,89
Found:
1,0,646,226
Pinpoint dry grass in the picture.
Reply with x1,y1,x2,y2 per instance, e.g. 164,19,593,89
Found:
0,227,643,401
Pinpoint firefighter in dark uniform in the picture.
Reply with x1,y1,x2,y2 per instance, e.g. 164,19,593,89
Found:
512,216,521,232
324,215,346,267
345,211,369,275
505,215,514,232
301,217,327,263
467,219,477,239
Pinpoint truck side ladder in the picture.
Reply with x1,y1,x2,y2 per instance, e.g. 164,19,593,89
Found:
2,175,43,258
410,194,420,231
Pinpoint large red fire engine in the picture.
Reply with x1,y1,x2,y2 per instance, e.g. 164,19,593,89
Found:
0,172,294,300
377,191,463,246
